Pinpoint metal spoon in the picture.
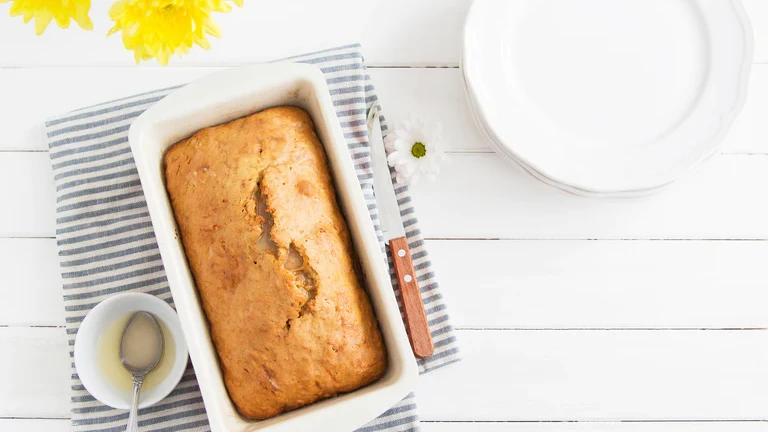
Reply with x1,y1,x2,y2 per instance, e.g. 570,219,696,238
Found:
120,312,163,432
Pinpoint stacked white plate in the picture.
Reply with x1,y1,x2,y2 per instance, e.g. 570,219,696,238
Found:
462,0,754,197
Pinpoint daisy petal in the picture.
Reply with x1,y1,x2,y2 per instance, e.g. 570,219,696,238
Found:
411,172,421,185
385,114,448,185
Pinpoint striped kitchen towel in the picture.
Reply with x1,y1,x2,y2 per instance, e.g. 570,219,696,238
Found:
45,43,460,432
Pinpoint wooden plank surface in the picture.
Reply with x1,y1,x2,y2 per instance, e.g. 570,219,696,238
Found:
431,240,768,329
0,67,222,152
0,420,69,432
1,0,767,428
2,66,768,154
371,67,768,155
0,0,470,67
0,328,70,418
421,423,768,432
0,239,63,326
3,328,767,421
409,154,768,240
3,419,766,432
0,153,55,238
0,0,765,66
4,153,768,240
4,239,768,329
417,330,768,422
744,0,768,63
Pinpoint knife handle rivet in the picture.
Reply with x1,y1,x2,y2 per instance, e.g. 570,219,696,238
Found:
404,274,413,283
397,249,406,257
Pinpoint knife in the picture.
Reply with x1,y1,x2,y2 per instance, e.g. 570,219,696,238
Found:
368,107,434,359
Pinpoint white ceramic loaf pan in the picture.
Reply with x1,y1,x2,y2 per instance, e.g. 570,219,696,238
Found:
129,63,417,432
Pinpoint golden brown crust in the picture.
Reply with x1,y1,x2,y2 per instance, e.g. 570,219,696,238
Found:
163,106,387,420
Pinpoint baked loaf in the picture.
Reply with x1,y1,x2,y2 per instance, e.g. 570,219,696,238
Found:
164,106,387,420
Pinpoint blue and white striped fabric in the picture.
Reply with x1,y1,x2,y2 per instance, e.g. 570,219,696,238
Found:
45,44,460,432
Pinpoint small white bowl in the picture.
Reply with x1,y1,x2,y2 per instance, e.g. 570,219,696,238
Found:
74,292,189,410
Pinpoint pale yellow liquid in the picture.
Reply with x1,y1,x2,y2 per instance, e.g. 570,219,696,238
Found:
96,314,176,395
121,314,163,370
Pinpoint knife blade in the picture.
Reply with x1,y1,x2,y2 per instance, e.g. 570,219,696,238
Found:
368,107,434,359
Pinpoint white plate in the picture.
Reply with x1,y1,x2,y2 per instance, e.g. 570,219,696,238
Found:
463,0,753,194
462,61,667,198
129,64,417,432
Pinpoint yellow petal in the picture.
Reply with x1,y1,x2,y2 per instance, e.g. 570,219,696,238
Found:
35,10,54,35
54,14,71,29
156,49,170,66
125,22,140,38
203,21,222,38
107,24,120,37
9,2,32,20
109,0,127,17
8,1,22,16
105,0,240,64
74,14,93,31
196,37,211,50
74,1,94,30
6,0,93,33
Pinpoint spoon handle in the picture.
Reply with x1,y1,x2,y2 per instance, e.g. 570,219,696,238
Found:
126,375,144,432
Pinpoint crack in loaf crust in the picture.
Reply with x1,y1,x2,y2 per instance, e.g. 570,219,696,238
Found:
163,106,388,420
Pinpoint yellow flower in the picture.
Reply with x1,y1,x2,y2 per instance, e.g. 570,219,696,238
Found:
108,0,243,66
0,0,93,35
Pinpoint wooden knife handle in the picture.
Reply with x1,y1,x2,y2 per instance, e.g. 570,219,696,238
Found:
389,236,434,358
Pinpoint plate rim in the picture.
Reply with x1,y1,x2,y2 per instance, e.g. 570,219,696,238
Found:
462,0,755,194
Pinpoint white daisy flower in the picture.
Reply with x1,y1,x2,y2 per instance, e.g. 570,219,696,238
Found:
385,114,449,185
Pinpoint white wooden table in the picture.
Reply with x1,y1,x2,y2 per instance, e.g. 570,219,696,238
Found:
2,1,768,431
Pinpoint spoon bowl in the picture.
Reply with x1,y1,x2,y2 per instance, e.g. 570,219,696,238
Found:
120,311,164,374
121,311,165,432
